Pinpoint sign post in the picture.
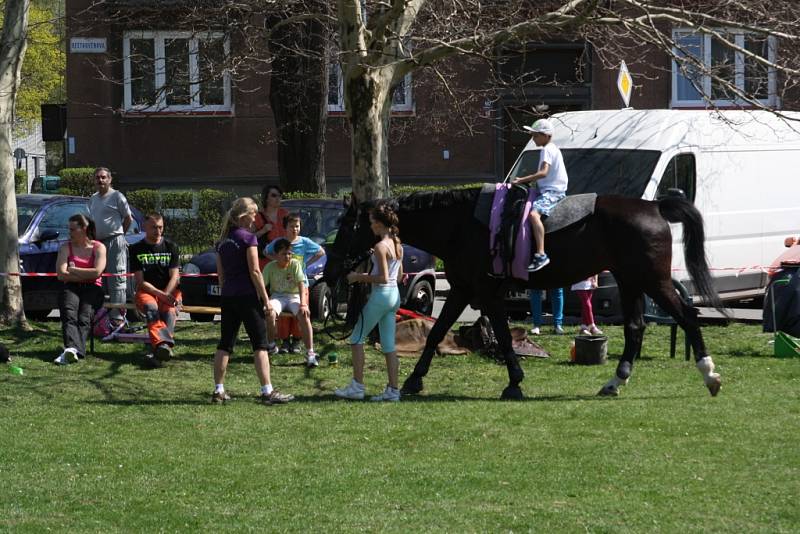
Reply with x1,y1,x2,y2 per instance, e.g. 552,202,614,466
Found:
617,60,633,108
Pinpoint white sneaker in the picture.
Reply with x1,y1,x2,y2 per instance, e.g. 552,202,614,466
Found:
589,325,604,336
305,351,319,368
54,348,78,365
371,385,401,402
530,327,540,336
578,324,591,336
334,379,365,400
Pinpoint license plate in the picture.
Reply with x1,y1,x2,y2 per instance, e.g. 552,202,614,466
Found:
207,284,221,296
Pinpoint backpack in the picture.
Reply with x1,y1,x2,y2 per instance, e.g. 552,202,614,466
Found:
458,316,502,363
92,307,127,340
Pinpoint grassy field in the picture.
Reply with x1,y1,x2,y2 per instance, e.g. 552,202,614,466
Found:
1,319,798,532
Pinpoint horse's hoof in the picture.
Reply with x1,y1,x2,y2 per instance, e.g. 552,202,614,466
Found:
401,376,423,395
597,385,619,397
706,376,722,397
501,386,524,400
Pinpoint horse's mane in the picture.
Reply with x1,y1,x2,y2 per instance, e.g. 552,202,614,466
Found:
394,187,481,212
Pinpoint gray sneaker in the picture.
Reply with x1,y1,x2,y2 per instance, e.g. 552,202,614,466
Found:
260,390,295,405
371,385,401,402
334,379,366,400
553,325,565,335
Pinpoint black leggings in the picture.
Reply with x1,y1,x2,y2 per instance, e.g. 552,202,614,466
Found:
216,294,268,354
59,283,104,357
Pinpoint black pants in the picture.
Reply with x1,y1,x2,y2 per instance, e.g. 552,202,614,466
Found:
217,294,269,354
59,283,104,357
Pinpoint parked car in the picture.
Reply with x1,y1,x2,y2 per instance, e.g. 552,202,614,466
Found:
180,199,437,321
17,194,145,319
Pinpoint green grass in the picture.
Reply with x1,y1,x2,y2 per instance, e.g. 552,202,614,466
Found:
1,320,798,532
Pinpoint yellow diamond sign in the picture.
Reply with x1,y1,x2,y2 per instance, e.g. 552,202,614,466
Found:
617,60,633,108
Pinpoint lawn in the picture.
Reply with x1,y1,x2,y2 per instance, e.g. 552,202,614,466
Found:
1,320,798,532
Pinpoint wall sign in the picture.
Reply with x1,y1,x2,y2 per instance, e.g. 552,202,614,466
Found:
70,38,107,54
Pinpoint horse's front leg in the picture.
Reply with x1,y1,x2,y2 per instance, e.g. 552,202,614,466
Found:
599,284,645,397
483,298,524,400
401,287,470,395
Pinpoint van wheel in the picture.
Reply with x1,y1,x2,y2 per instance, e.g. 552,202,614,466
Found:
310,282,332,321
190,313,215,322
407,280,434,316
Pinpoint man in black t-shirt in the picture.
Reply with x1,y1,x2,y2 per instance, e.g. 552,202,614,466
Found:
130,213,181,366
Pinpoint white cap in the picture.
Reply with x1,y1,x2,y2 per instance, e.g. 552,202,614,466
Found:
523,118,554,136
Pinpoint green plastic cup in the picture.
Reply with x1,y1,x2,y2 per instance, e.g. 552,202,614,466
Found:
9,366,23,376
327,352,338,365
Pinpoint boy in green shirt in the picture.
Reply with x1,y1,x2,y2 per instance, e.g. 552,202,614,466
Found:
263,238,318,367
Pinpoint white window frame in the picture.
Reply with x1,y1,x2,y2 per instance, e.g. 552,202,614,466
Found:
328,63,414,113
123,30,231,112
671,29,778,108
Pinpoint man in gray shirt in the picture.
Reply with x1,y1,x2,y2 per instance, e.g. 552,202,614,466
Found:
88,167,132,327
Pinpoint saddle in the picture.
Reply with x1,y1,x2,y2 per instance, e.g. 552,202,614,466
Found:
474,183,597,280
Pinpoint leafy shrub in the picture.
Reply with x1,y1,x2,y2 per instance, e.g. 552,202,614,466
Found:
127,188,233,255
390,182,484,197
58,167,96,197
14,169,27,194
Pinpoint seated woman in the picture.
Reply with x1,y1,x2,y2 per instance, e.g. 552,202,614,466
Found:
53,214,107,365
262,238,318,368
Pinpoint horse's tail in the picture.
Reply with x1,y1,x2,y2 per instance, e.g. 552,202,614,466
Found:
658,197,727,314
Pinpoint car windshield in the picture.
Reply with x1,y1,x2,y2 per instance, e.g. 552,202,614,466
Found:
285,204,343,243
17,201,41,236
507,148,661,198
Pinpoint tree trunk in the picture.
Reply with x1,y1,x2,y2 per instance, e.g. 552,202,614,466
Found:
267,3,329,195
0,0,30,328
345,67,394,200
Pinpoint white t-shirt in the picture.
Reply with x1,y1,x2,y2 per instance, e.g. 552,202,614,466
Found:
537,142,568,193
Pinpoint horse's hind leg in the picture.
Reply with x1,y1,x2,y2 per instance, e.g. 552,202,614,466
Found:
483,298,524,400
599,282,645,397
401,287,470,395
648,280,721,397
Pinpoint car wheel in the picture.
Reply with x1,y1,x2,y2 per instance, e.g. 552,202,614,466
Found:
406,279,434,316
190,312,215,322
310,282,332,321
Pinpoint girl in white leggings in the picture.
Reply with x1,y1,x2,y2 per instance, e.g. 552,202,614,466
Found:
335,201,404,402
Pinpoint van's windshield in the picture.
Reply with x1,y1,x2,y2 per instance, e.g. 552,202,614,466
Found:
507,148,661,198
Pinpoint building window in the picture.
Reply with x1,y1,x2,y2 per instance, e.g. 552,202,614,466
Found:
672,29,777,108
328,63,414,113
123,31,231,112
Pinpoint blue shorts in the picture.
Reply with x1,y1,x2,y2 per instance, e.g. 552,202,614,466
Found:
531,190,566,217
350,286,401,353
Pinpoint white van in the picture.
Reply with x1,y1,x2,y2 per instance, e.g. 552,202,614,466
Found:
505,109,800,305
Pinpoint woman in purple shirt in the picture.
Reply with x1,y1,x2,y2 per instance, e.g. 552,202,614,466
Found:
211,197,293,405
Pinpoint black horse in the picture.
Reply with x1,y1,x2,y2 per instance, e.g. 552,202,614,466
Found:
323,187,725,399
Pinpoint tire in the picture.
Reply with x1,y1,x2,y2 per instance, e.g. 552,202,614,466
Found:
310,282,332,321
190,312,215,322
406,279,434,316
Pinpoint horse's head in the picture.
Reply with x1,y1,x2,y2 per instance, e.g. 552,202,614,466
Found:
323,195,377,286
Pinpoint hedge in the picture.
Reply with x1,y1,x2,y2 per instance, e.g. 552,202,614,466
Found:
58,167,97,197
126,188,233,255
14,169,27,194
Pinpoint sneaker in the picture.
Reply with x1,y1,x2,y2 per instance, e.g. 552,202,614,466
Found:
371,385,401,402
211,390,231,403
526,253,550,273
54,348,78,365
334,379,366,400
278,340,291,354
530,326,541,336
289,339,301,354
155,343,173,362
305,351,319,368
589,325,604,336
143,353,163,369
578,324,592,336
266,342,278,355
553,325,565,335
260,390,295,405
